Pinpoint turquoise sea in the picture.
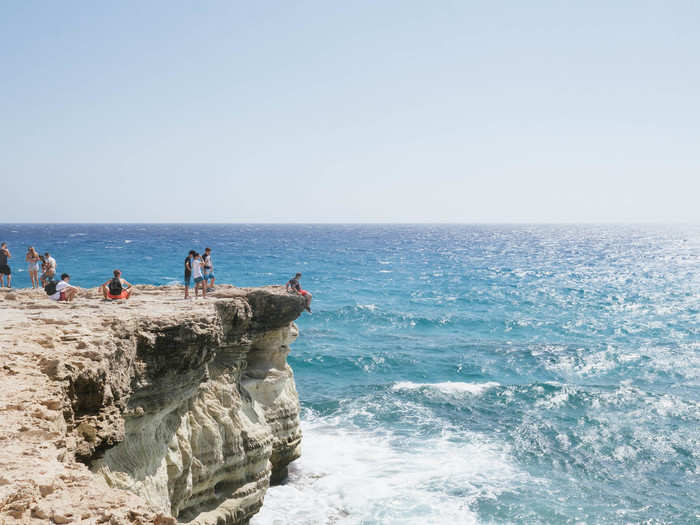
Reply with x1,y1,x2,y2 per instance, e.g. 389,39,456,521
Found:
2,224,699,524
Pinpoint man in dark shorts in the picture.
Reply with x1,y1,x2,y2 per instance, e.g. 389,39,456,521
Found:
0,243,11,288
184,250,195,299
286,272,312,313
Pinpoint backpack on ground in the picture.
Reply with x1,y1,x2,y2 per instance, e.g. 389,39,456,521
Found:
108,277,123,295
44,280,58,296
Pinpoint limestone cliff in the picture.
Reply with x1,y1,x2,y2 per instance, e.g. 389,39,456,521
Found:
0,285,305,524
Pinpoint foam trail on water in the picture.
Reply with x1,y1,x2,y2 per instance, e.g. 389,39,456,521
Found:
252,412,526,525
392,381,500,396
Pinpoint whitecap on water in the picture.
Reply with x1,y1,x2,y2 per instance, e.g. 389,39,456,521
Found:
355,304,377,312
251,412,527,525
392,381,500,396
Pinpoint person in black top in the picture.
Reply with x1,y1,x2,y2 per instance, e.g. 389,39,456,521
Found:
184,250,195,299
101,269,134,300
286,272,312,313
0,243,11,288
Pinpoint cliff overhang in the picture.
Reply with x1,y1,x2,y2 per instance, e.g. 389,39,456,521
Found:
0,285,305,524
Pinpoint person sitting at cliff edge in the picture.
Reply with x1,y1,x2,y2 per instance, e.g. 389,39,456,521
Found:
286,272,312,313
102,269,133,300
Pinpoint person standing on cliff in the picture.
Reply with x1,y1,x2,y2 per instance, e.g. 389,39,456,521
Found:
192,252,207,298
203,247,215,291
286,272,312,313
0,243,11,288
184,250,195,299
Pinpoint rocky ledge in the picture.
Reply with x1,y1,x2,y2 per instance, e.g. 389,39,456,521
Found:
0,285,306,524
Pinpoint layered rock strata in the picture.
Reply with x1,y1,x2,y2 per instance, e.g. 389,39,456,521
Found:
0,285,305,524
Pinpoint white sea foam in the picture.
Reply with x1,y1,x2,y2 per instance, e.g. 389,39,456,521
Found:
251,413,527,525
392,381,500,396
356,304,377,312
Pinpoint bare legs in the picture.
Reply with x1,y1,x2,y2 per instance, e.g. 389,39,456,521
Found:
195,279,206,298
302,291,312,313
103,285,133,300
29,269,38,289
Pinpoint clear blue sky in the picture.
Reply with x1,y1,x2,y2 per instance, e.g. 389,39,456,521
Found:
1,1,698,222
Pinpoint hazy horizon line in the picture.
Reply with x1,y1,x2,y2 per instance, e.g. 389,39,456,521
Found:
2,221,698,226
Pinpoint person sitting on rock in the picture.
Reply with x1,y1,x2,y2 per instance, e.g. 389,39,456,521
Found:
286,272,312,313
102,269,133,300
48,273,78,302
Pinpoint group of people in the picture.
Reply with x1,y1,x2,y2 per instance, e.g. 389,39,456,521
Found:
0,242,134,304
1,241,312,312
0,244,57,289
180,248,312,311
27,269,133,303
183,248,215,299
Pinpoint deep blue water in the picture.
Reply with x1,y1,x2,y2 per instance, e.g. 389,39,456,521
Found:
1,224,699,524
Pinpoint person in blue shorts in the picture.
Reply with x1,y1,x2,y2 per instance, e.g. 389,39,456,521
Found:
192,252,207,298
203,247,215,291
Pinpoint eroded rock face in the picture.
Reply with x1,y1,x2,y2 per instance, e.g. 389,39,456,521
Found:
0,285,305,524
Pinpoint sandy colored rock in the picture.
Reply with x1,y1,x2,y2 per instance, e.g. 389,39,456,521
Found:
0,285,305,524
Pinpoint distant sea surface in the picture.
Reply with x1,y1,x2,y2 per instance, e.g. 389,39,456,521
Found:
2,224,699,524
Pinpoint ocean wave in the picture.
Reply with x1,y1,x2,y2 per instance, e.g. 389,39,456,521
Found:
252,411,528,525
392,381,500,396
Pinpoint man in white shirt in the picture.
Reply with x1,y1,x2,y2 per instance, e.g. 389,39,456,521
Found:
42,252,57,286
50,273,78,302
192,253,207,298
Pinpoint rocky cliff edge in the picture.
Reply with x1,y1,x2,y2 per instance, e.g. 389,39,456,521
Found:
0,285,306,524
